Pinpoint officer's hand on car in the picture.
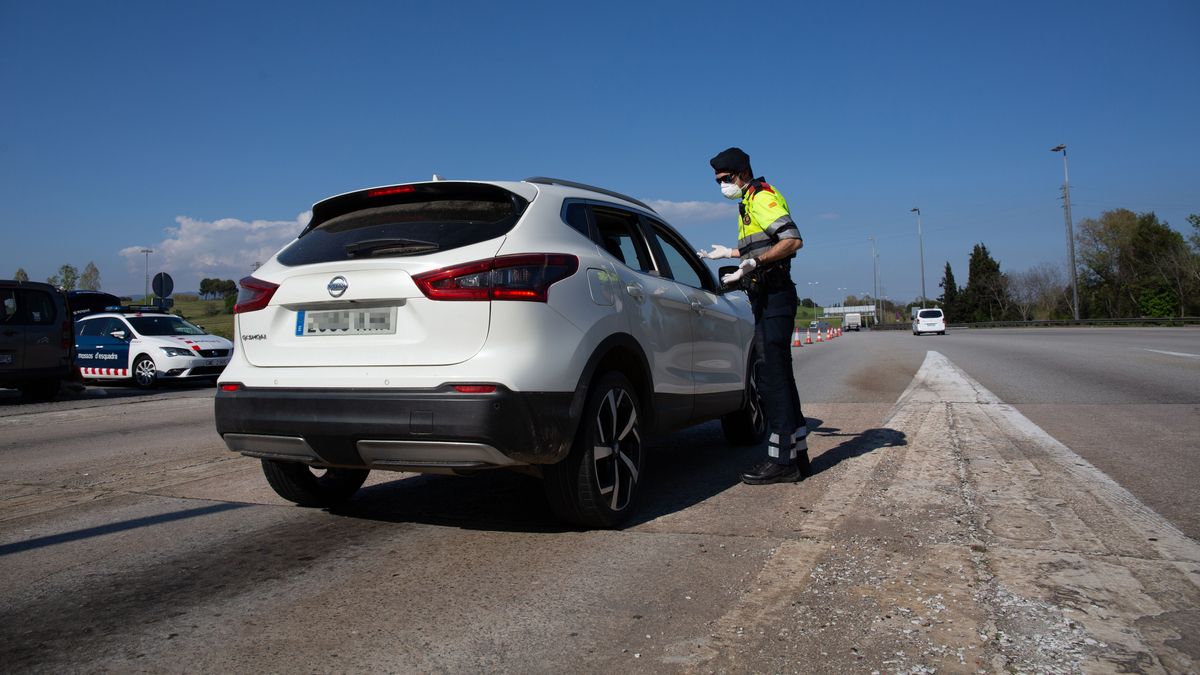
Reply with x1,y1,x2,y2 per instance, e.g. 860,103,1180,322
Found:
721,257,757,285
697,244,735,260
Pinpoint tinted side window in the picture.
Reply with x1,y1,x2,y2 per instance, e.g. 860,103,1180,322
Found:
0,290,16,324
592,208,655,273
0,290,56,325
563,202,590,238
646,220,712,290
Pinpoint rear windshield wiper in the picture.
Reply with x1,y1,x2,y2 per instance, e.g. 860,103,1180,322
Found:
344,238,440,258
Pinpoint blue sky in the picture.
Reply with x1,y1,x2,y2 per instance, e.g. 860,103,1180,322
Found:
2,0,1198,303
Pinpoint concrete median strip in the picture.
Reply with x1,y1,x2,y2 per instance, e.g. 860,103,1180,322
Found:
690,350,1199,673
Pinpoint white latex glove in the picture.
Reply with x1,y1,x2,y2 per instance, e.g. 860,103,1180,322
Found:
697,244,735,260
721,257,757,285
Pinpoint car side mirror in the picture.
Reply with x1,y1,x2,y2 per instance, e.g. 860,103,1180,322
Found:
110,330,127,341
716,265,743,294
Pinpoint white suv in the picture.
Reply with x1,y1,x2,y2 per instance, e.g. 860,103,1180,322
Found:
215,178,765,527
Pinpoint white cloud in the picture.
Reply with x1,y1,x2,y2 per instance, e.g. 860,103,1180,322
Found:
643,199,737,223
119,212,310,291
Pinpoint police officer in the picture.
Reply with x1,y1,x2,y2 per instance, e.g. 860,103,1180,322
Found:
699,147,810,484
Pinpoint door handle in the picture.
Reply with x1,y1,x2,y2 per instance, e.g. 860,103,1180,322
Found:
625,284,644,300
689,300,703,314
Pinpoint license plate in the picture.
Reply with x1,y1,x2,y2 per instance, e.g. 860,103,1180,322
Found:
296,308,396,336
0,354,12,364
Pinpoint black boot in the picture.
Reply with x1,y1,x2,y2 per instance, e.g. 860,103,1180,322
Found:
741,460,800,485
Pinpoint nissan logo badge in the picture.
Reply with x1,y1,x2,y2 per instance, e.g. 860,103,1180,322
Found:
327,276,348,298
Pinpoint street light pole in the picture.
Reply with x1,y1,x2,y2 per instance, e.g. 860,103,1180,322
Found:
1050,144,1081,320
911,208,926,308
868,236,878,325
140,248,154,301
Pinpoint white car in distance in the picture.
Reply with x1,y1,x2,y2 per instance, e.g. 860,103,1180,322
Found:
912,308,946,335
215,178,766,527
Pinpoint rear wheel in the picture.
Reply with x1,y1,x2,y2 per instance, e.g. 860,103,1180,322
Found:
721,355,767,445
261,460,369,507
544,371,643,528
132,355,157,389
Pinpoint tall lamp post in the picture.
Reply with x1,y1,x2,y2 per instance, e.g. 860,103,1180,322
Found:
140,248,154,301
1050,144,1081,320
910,208,927,309
868,236,879,325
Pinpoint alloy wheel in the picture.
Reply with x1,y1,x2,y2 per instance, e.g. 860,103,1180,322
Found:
591,387,641,512
748,367,765,438
134,358,156,387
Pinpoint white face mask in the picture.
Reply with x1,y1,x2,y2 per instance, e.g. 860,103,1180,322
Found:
720,181,743,200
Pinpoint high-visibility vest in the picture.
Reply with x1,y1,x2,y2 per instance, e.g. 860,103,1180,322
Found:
737,178,800,262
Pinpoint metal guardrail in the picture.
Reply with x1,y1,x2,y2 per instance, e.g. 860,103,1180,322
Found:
862,317,1200,330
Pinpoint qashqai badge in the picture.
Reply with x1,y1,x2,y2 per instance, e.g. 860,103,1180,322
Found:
327,276,348,298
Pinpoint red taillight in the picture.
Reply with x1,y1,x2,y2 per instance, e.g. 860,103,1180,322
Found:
412,254,578,302
233,276,279,314
220,383,242,392
452,384,497,394
368,185,416,198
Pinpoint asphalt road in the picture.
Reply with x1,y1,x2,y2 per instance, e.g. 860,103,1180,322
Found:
796,327,1200,538
0,327,1196,672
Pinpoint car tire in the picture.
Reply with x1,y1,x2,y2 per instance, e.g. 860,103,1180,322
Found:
132,355,158,389
721,355,767,446
544,371,643,528
19,378,61,401
260,460,369,507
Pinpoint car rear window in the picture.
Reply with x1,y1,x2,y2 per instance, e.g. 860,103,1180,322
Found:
278,184,528,266
918,309,943,319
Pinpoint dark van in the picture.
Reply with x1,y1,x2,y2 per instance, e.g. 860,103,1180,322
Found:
0,280,75,400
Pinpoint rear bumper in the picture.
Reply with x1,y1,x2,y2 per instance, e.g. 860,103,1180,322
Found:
0,365,71,387
214,385,576,471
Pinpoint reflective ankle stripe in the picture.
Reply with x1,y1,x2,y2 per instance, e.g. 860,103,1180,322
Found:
769,431,796,459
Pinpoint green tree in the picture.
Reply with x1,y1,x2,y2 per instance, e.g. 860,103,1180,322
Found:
13,268,29,282
47,264,79,291
79,262,101,291
937,262,959,322
1077,209,1193,317
960,244,1009,322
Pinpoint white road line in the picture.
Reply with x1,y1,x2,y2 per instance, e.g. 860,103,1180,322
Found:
1138,348,1200,360
899,351,1198,560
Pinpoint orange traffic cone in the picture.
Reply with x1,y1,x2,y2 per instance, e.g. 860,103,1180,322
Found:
805,329,813,344
791,328,802,347
816,329,823,342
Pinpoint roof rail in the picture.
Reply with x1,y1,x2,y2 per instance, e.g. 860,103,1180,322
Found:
524,177,656,213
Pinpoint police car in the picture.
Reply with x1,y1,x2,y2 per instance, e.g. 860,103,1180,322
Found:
74,306,233,388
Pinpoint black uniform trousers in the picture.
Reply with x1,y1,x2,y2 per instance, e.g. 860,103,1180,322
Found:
749,281,806,465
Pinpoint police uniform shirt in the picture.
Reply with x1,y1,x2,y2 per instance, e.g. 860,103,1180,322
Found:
737,179,801,263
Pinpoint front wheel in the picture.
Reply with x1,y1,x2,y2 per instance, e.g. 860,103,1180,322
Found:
132,355,157,389
261,460,369,507
544,371,643,528
721,355,767,445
